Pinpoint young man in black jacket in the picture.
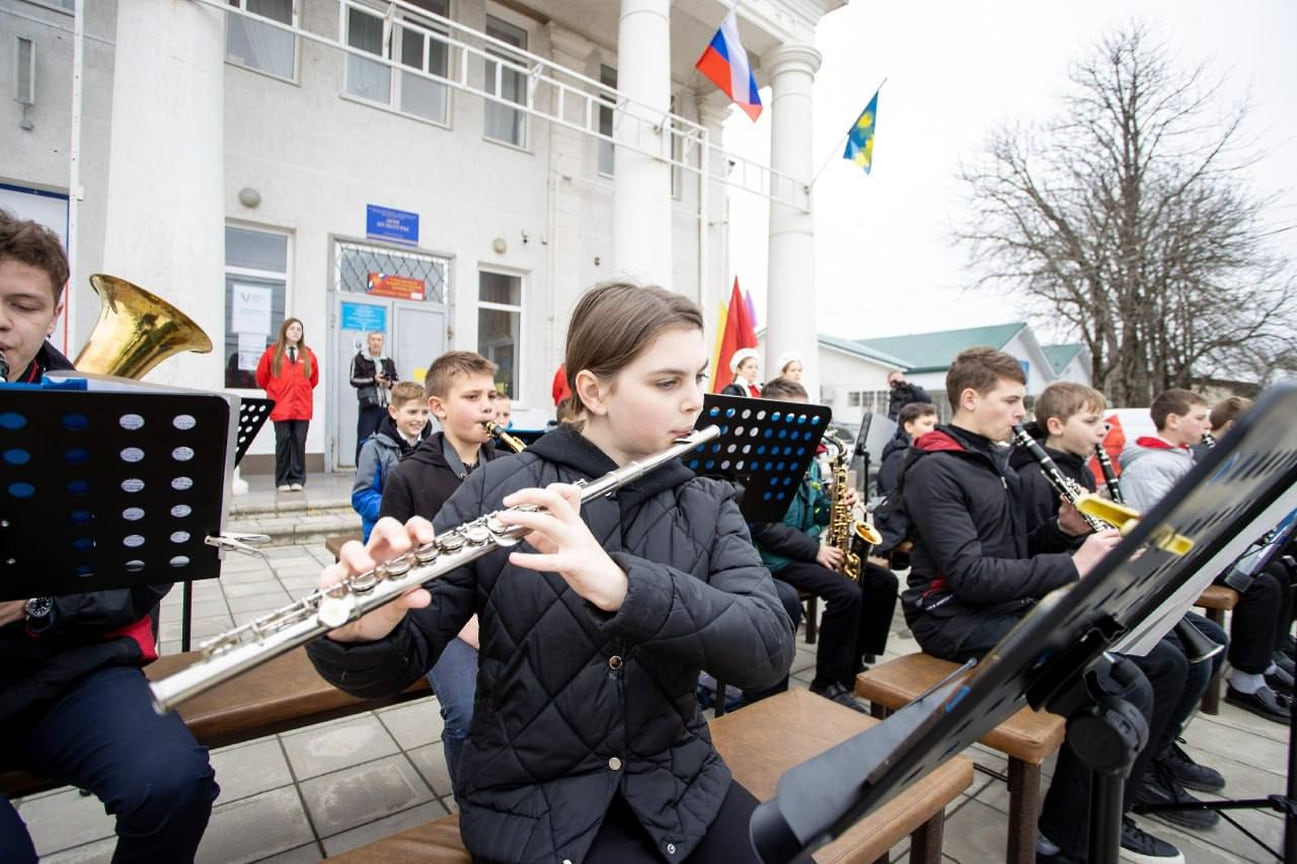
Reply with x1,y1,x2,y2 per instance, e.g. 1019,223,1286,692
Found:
0,211,217,863
900,348,1184,864
877,401,936,494
1014,382,1228,833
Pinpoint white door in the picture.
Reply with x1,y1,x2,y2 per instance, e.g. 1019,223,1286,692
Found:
335,298,393,469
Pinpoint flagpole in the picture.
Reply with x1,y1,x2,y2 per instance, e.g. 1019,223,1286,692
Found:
809,76,887,189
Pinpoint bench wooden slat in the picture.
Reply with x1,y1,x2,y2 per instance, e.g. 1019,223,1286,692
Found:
143,646,430,749
854,653,1064,764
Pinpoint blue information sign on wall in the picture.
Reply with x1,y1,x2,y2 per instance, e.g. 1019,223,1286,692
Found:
341,302,387,333
366,204,419,246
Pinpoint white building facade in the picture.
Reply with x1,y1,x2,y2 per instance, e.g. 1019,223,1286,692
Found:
2,0,842,473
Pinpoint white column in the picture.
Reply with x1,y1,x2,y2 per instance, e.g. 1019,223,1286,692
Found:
100,0,225,390
765,44,821,398
696,93,732,337
612,0,672,287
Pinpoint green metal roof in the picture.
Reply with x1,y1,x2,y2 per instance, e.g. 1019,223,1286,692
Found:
817,333,914,369
853,322,1028,373
1041,343,1085,374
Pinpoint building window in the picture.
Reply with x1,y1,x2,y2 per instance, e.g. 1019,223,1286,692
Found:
345,0,451,124
597,64,616,176
478,271,521,398
483,15,527,147
226,0,296,80
848,392,862,408
224,226,289,390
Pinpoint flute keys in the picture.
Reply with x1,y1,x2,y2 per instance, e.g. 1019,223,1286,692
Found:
382,556,413,578
413,542,440,564
463,524,490,547
317,594,357,629
439,534,465,554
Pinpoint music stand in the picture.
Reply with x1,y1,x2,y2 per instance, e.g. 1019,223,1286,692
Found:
853,411,896,500
0,386,232,600
687,394,832,523
234,397,273,466
749,382,1297,864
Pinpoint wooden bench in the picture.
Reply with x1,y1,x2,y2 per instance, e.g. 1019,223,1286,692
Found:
326,531,364,561
1194,584,1239,714
328,688,974,864
855,653,1065,864
0,646,431,799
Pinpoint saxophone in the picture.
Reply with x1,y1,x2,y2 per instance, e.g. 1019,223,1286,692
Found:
821,430,881,582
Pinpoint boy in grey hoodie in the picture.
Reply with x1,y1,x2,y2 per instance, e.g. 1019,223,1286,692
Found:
1120,389,1294,723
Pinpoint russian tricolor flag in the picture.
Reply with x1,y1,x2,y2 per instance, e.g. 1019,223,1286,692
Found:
695,11,762,121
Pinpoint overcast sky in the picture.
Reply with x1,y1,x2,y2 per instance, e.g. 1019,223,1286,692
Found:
724,0,1297,343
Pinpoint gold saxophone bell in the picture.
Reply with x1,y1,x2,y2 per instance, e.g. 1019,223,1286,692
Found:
855,518,882,547
74,274,213,379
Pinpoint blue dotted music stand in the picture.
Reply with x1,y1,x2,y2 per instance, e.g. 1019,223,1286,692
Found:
687,394,833,523
0,388,231,600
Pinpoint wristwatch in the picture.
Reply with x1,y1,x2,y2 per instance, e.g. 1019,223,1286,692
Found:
25,596,54,633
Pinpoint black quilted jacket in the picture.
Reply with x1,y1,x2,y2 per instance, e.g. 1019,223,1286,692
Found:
307,425,794,864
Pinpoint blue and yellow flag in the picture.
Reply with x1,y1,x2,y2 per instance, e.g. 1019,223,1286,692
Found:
842,89,879,174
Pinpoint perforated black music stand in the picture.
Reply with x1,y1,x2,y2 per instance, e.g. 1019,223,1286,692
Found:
0,386,232,600
235,397,273,466
687,394,832,523
750,382,1297,864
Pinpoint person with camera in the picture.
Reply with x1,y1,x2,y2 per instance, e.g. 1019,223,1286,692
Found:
885,369,933,422
350,331,398,460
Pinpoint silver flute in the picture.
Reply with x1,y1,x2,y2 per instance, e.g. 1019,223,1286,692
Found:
150,425,721,714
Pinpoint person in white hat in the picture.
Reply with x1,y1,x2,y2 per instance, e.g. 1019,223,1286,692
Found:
776,351,804,383
721,348,762,397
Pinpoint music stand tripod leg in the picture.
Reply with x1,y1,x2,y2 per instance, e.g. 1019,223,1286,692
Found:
1051,655,1149,864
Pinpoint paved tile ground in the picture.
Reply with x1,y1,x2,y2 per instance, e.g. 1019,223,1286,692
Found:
13,472,1289,862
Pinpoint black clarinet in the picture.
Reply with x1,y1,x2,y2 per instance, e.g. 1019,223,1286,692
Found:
1093,444,1123,504
1014,426,1222,663
0,350,8,383
1011,425,1106,531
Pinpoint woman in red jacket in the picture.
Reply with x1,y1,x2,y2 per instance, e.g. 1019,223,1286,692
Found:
255,317,319,491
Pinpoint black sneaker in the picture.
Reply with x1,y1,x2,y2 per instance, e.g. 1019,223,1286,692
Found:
1158,741,1225,792
1133,762,1219,829
809,682,867,713
1225,684,1292,723
1266,664,1294,695
1119,818,1184,863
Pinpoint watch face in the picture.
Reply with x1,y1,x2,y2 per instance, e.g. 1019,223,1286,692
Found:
25,597,53,619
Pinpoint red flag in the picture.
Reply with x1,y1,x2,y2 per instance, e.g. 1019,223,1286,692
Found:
713,278,758,393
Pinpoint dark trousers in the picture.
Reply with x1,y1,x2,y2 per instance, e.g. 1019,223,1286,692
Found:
1161,611,1227,756
1220,565,1293,673
356,404,385,460
273,418,308,487
582,781,761,863
858,561,899,656
775,561,863,690
0,665,218,864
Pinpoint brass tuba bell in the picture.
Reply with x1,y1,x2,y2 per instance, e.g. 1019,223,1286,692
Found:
75,274,213,379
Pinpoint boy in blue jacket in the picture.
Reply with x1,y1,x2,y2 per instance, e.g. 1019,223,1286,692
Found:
351,380,431,541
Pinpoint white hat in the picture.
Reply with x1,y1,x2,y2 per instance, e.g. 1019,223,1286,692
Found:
729,348,760,373
776,351,803,373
